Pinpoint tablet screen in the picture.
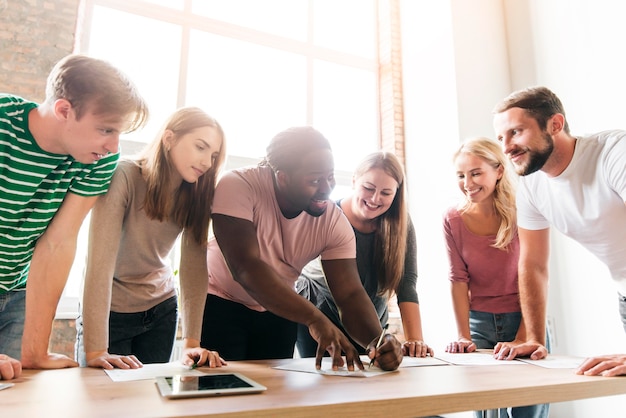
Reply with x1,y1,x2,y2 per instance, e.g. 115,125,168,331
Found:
156,373,267,398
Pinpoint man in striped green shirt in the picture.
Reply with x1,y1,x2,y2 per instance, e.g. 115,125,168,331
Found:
0,54,148,380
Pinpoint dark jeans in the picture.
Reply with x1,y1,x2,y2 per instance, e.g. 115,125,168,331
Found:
201,294,297,361
107,295,178,364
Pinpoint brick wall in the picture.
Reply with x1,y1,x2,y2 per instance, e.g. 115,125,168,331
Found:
50,319,77,359
377,0,406,165
1,0,80,359
0,0,79,101
377,0,407,342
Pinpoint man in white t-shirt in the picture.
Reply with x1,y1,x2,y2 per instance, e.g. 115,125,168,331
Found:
201,126,403,371
492,86,626,377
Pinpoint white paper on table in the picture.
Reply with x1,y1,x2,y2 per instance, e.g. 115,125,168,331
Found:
104,361,205,382
517,355,585,369
399,355,449,367
273,356,397,378
435,351,525,366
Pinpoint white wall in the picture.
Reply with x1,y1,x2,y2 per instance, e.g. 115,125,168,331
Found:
400,0,460,353
508,1,626,416
401,0,513,359
402,0,626,416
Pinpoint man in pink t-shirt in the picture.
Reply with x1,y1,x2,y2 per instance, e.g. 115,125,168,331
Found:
201,126,402,371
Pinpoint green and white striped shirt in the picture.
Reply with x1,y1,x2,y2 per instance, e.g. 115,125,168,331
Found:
0,95,119,293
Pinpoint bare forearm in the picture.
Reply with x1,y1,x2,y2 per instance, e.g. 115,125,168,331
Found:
337,291,383,348
398,302,424,341
451,283,471,339
517,228,551,346
234,260,326,326
22,237,75,362
519,268,548,344
321,258,383,347
21,193,96,368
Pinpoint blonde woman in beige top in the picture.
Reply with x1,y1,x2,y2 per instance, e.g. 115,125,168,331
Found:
78,107,226,369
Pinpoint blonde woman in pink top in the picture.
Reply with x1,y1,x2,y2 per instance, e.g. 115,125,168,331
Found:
443,137,548,418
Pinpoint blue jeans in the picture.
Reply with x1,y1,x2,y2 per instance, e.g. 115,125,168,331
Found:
76,296,178,365
0,290,26,359
470,310,550,418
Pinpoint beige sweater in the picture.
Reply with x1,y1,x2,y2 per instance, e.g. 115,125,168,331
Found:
81,160,208,353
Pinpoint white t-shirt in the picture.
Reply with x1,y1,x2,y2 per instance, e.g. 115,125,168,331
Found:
516,130,626,294
206,165,355,311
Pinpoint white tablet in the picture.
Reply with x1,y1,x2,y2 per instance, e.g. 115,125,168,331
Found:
155,373,267,399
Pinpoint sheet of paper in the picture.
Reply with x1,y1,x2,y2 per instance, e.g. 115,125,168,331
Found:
435,351,524,366
399,355,449,367
273,356,396,378
517,354,585,369
104,361,205,382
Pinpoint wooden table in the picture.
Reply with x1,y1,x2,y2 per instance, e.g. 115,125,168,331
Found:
3,358,626,418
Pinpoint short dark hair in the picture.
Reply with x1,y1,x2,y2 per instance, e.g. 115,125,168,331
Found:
260,126,331,172
493,86,570,134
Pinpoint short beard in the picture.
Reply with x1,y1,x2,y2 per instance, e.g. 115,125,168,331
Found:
517,132,554,176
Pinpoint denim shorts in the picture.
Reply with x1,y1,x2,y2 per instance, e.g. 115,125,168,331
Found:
469,310,551,352
469,310,549,418
469,310,521,349
0,290,26,359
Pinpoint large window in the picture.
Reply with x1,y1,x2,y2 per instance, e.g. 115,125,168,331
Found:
78,0,379,171
59,0,382,316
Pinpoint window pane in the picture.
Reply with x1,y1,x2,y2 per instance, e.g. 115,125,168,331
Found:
313,0,376,58
186,30,307,159
87,6,182,147
192,0,308,41
313,59,378,172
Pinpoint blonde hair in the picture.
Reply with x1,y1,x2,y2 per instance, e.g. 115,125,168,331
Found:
139,107,226,244
353,151,408,297
454,137,517,249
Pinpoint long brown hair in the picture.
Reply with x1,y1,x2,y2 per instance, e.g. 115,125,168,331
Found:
139,107,226,244
454,137,517,249
354,152,408,297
